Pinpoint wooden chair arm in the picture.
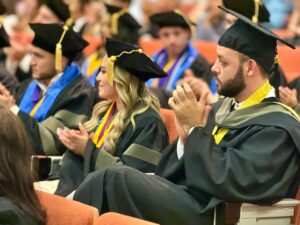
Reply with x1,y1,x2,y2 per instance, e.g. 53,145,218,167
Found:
216,202,242,225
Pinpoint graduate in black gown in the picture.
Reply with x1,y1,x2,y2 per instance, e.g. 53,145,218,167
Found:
0,25,19,93
0,106,46,225
146,10,214,108
0,23,95,156
55,38,169,196
72,1,300,225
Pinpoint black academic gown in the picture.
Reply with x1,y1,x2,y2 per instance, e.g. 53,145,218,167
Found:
0,197,41,225
15,75,95,155
55,107,169,196
73,98,300,225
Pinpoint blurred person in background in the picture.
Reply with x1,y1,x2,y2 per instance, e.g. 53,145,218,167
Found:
195,0,227,42
146,10,214,108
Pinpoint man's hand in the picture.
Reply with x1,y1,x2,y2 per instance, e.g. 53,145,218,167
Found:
279,86,298,109
182,69,218,104
168,83,211,134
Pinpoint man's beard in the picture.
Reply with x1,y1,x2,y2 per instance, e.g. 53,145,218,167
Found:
218,64,246,98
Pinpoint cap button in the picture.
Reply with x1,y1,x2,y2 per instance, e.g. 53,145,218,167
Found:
110,56,117,62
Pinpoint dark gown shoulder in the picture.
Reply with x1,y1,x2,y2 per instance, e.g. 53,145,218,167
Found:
0,197,41,225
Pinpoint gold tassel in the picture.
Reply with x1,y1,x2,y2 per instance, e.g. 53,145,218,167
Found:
274,54,279,65
111,9,127,36
55,18,74,72
0,16,3,26
107,56,116,86
252,0,262,24
55,43,63,72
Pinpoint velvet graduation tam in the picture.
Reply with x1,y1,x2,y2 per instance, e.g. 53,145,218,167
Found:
149,10,195,30
104,3,141,44
0,26,9,47
105,38,167,84
222,0,270,23
218,4,295,74
29,23,88,59
0,1,5,15
41,0,70,22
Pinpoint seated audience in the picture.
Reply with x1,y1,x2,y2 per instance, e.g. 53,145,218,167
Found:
146,10,214,108
0,23,94,156
72,2,300,225
82,2,141,86
55,38,169,196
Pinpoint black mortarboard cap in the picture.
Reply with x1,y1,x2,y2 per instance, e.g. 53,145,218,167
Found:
0,26,9,48
42,0,70,22
218,4,295,74
30,23,88,59
0,1,5,15
149,10,195,30
105,38,167,84
222,0,270,23
104,3,122,14
104,4,141,44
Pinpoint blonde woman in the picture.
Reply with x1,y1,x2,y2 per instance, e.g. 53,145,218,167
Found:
55,38,169,196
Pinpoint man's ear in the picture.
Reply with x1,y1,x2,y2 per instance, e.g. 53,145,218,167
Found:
245,59,257,77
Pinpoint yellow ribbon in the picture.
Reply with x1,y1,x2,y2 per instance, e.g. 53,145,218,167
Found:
92,103,116,148
213,81,273,144
86,53,102,77
29,96,45,117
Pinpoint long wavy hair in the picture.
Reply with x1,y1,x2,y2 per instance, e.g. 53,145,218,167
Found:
0,106,46,224
84,65,160,154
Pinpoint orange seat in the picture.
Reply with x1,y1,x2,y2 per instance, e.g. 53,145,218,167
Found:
37,191,98,225
194,41,217,65
159,108,177,143
277,45,300,83
83,35,102,57
139,39,163,56
95,212,159,225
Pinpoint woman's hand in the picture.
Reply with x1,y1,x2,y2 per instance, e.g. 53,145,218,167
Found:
57,123,89,156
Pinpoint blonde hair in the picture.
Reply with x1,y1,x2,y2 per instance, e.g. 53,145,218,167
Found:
83,65,160,154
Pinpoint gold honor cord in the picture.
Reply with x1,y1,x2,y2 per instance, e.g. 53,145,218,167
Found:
29,96,45,117
92,103,116,148
55,18,74,72
111,8,128,36
252,0,262,24
107,48,143,86
0,16,3,25
212,81,273,144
